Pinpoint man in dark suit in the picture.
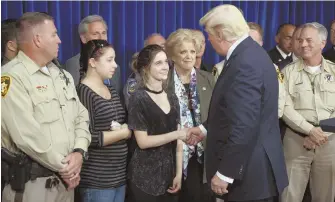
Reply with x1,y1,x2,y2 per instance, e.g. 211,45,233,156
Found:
268,23,296,68
323,19,335,63
64,15,122,94
186,4,288,202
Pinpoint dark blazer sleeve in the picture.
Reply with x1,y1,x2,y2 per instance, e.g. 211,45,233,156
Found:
198,70,215,129
217,60,263,179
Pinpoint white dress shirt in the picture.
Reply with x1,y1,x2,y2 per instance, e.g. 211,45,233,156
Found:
199,34,249,184
276,45,291,60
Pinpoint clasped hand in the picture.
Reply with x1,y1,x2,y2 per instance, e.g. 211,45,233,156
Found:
59,152,83,190
307,127,328,147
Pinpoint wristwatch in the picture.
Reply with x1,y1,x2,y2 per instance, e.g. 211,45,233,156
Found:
72,148,89,161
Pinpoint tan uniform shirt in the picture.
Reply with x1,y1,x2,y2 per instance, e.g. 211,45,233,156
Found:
282,57,335,136
1,51,91,172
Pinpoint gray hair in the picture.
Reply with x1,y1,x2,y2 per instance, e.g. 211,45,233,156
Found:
78,15,107,35
302,22,328,42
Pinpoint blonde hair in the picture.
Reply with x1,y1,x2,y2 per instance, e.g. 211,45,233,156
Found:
199,4,249,42
192,30,206,54
165,28,196,59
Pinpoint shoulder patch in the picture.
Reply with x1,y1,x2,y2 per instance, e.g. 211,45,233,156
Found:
1,75,11,97
127,78,137,95
325,59,335,66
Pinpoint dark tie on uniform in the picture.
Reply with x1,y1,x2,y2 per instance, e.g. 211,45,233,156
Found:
285,55,293,63
278,55,293,70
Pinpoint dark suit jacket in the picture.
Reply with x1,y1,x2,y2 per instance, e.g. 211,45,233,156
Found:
205,37,288,201
64,53,122,95
167,67,215,124
268,47,285,66
323,46,335,63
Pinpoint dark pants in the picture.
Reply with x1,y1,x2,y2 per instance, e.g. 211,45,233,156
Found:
302,183,311,202
179,155,215,202
229,196,277,202
127,182,178,202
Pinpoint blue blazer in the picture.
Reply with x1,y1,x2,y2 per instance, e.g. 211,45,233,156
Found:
205,37,288,201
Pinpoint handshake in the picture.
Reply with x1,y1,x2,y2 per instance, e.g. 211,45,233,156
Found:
175,126,206,145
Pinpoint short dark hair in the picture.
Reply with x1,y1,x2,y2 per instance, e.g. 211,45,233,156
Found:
276,23,295,35
16,12,54,44
1,18,17,54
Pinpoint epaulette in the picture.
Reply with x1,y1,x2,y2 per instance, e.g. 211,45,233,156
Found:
1,59,21,74
325,59,335,66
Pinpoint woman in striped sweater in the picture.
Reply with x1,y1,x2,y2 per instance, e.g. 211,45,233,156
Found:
76,39,131,202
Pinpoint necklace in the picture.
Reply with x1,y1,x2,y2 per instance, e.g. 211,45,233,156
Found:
144,86,163,94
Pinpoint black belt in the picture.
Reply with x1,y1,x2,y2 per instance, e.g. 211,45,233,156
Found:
30,161,54,180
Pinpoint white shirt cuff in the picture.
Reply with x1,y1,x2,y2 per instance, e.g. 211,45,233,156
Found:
199,124,207,136
216,171,234,184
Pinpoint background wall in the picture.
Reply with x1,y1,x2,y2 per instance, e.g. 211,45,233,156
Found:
2,1,335,84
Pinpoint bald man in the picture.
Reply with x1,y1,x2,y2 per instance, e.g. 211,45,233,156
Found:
144,33,166,48
268,23,296,66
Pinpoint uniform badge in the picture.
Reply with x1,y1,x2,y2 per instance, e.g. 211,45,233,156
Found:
1,76,11,97
276,67,284,83
324,74,334,82
127,79,137,96
36,85,48,92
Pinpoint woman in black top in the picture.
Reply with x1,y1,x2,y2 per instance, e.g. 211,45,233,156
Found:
127,45,187,202
76,39,131,202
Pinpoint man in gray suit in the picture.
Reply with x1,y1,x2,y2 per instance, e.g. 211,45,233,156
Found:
64,15,122,94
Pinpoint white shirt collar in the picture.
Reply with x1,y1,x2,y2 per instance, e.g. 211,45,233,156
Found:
305,65,321,74
276,45,291,59
40,66,50,75
226,34,249,60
